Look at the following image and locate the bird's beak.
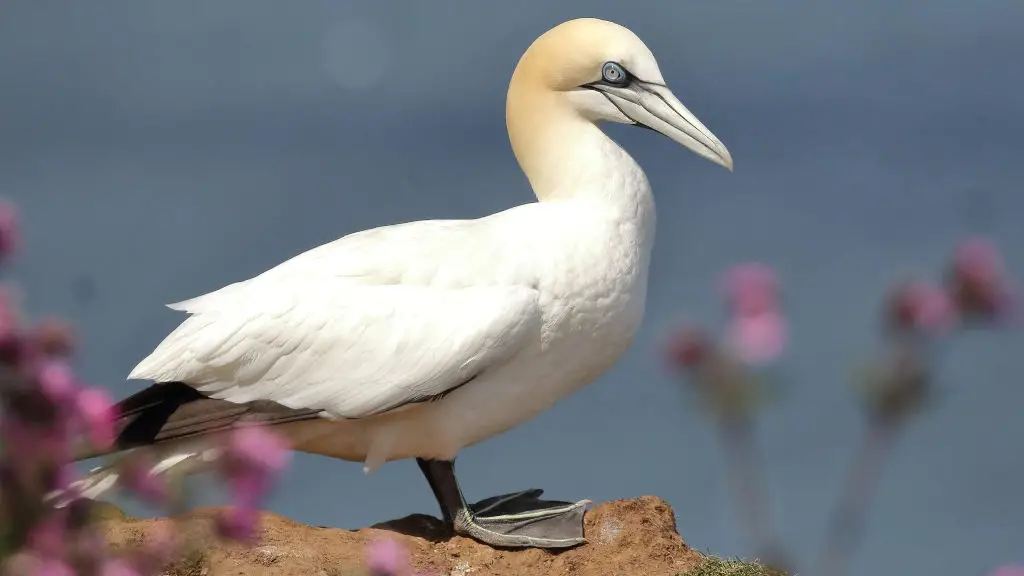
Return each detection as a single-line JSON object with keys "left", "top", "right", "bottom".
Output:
{"left": 588, "top": 80, "right": 733, "bottom": 172}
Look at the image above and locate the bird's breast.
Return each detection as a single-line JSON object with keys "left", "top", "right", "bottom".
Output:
{"left": 408, "top": 206, "right": 655, "bottom": 456}
{"left": 535, "top": 215, "right": 653, "bottom": 380}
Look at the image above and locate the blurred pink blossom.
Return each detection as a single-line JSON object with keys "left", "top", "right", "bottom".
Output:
{"left": 208, "top": 425, "right": 292, "bottom": 545}
{"left": 121, "top": 455, "right": 169, "bottom": 505}
{"left": 223, "top": 424, "right": 292, "bottom": 475}
{"left": 225, "top": 468, "right": 272, "bottom": 511}
{"left": 954, "top": 238, "right": 1004, "bottom": 284}
{"left": 0, "top": 198, "right": 294, "bottom": 574}
{"left": 665, "top": 327, "right": 712, "bottom": 369}
{"left": 367, "top": 538, "right": 410, "bottom": 576}
{"left": 76, "top": 386, "right": 116, "bottom": 450}
{"left": 36, "top": 360, "right": 78, "bottom": 408}
{"left": 721, "top": 263, "right": 780, "bottom": 317}
{"left": 887, "top": 281, "right": 957, "bottom": 334}
{"left": 726, "top": 310, "right": 787, "bottom": 365}
{"left": 220, "top": 424, "right": 291, "bottom": 510}
{"left": 950, "top": 237, "right": 1014, "bottom": 319}
{"left": 214, "top": 505, "right": 260, "bottom": 544}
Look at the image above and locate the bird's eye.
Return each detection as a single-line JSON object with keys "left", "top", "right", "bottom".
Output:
{"left": 601, "top": 62, "right": 629, "bottom": 86}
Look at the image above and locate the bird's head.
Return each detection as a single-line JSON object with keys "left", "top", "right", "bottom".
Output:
{"left": 507, "top": 18, "right": 733, "bottom": 172}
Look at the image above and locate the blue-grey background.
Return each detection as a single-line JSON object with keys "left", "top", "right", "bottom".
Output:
{"left": 3, "top": 1, "right": 1022, "bottom": 574}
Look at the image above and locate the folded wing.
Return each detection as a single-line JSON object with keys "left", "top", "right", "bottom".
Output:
{"left": 128, "top": 281, "right": 541, "bottom": 419}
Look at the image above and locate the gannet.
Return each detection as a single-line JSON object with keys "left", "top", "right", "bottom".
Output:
{"left": 66, "top": 18, "right": 732, "bottom": 549}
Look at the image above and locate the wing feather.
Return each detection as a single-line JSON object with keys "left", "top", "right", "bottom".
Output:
{"left": 129, "top": 281, "right": 541, "bottom": 419}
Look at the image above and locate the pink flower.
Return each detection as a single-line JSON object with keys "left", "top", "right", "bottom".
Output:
{"left": 665, "top": 327, "right": 712, "bottom": 369}
{"left": 225, "top": 468, "right": 271, "bottom": 510}
{"left": 949, "top": 237, "right": 1014, "bottom": 319}
{"left": 726, "top": 310, "right": 787, "bottom": 365}
{"left": 721, "top": 263, "right": 780, "bottom": 317}
{"left": 214, "top": 505, "right": 260, "bottom": 544}
{"left": 121, "top": 455, "right": 169, "bottom": 505}
{"left": 0, "top": 200, "right": 20, "bottom": 262}
{"left": 954, "top": 238, "right": 1003, "bottom": 282}
{"left": 76, "top": 386, "right": 116, "bottom": 450}
{"left": 208, "top": 425, "right": 292, "bottom": 545}
{"left": 223, "top": 424, "right": 291, "bottom": 475}
{"left": 887, "top": 281, "right": 957, "bottom": 334}
{"left": 367, "top": 538, "right": 410, "bottom": 576}
{"left": 36, "top": 360, "right": 78, "bottom": 408}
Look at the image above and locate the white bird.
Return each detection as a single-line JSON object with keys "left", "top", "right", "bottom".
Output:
{"left": 67, "top": 17, "right": 732, "bottom": 549}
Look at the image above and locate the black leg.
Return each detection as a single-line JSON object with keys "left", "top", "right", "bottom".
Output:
{"left": 416, "top": 457, "right": 588, "bottom": 549}
{"left": 416, "top": 458, "right": 460, "bottom": 525}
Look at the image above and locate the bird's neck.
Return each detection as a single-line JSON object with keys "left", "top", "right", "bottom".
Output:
{"left": 507, "top": 91, "right": 657, "bottom": 304}
{"left": 507, "top": 93, "right": 653, "bottom": 211}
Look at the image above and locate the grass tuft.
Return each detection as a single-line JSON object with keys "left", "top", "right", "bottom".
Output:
{"left": 679, "top": 555, "right": 788, "bottom": 576}
{"left": 165, "top": 548, "right": 207, "bottom": 576}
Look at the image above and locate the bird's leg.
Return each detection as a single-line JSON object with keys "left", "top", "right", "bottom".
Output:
{"left": 416, "top": 458, "right": 588, "bottom": 549}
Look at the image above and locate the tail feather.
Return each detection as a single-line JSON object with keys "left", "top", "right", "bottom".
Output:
{"left": 51, "top": 442, "right": 213, "bottom": 507}
{"left": 76, "top": 381, "right": 322, "bottom": 461}
{"left": 55, "top": 381, "right": 323, "bottom": 506}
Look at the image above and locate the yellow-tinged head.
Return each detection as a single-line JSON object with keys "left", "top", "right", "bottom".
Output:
{"left": 506, "top": 18, "right": 733, "bottom": 180}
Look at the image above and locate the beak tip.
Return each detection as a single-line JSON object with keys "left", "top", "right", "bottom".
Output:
{"left": 716, "top": 148, "right": 734, "bottom": 172}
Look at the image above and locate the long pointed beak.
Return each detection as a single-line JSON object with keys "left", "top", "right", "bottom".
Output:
{"left": 591, "top": 81, "right": 733, "bottom": 172}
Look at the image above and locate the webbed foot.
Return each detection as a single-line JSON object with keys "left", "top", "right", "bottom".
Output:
{"left": 417, "top": 459, "right": 588, "bottom": 549}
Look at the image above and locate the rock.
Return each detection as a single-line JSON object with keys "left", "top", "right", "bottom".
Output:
{"left": 99, "top": 496, "right": 715, "bottom": 576}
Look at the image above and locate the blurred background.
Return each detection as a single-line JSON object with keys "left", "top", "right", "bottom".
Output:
{"left": 2, "top": 1, "right": 1022, "bottom": 574}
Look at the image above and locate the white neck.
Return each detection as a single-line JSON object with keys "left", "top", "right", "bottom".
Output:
{"left": 508, "top": 96, "right": 654, "bottom": 215}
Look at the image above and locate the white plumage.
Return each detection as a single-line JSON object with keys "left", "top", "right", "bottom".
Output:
{"left": 66, "top": 19, "right": 733, "bottom": 549}
{"left": 128, "top": 172, "right": 657, "bottom": 470}
{"left": 132, "top": 280, "right": 543, "bottom": 419}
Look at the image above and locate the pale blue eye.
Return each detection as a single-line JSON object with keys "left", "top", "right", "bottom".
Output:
{"left": 601, "top": 62, "right": 628, "bottom": 85}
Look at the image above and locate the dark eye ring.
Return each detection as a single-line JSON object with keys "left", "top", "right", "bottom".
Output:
{"left": 601, "top": 61, "right": 629, "bottom": 86}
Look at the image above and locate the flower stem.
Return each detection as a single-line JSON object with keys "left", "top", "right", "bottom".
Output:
{"left": 718, "top": 415, "right": 781, "bottom": 561}
{"left": 815, "top": 418, "right": 899, "bottom": 576}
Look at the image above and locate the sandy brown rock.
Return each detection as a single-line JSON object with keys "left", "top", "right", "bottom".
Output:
{"left": 100, "top": 496, "right": 704, "bottom": 576}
